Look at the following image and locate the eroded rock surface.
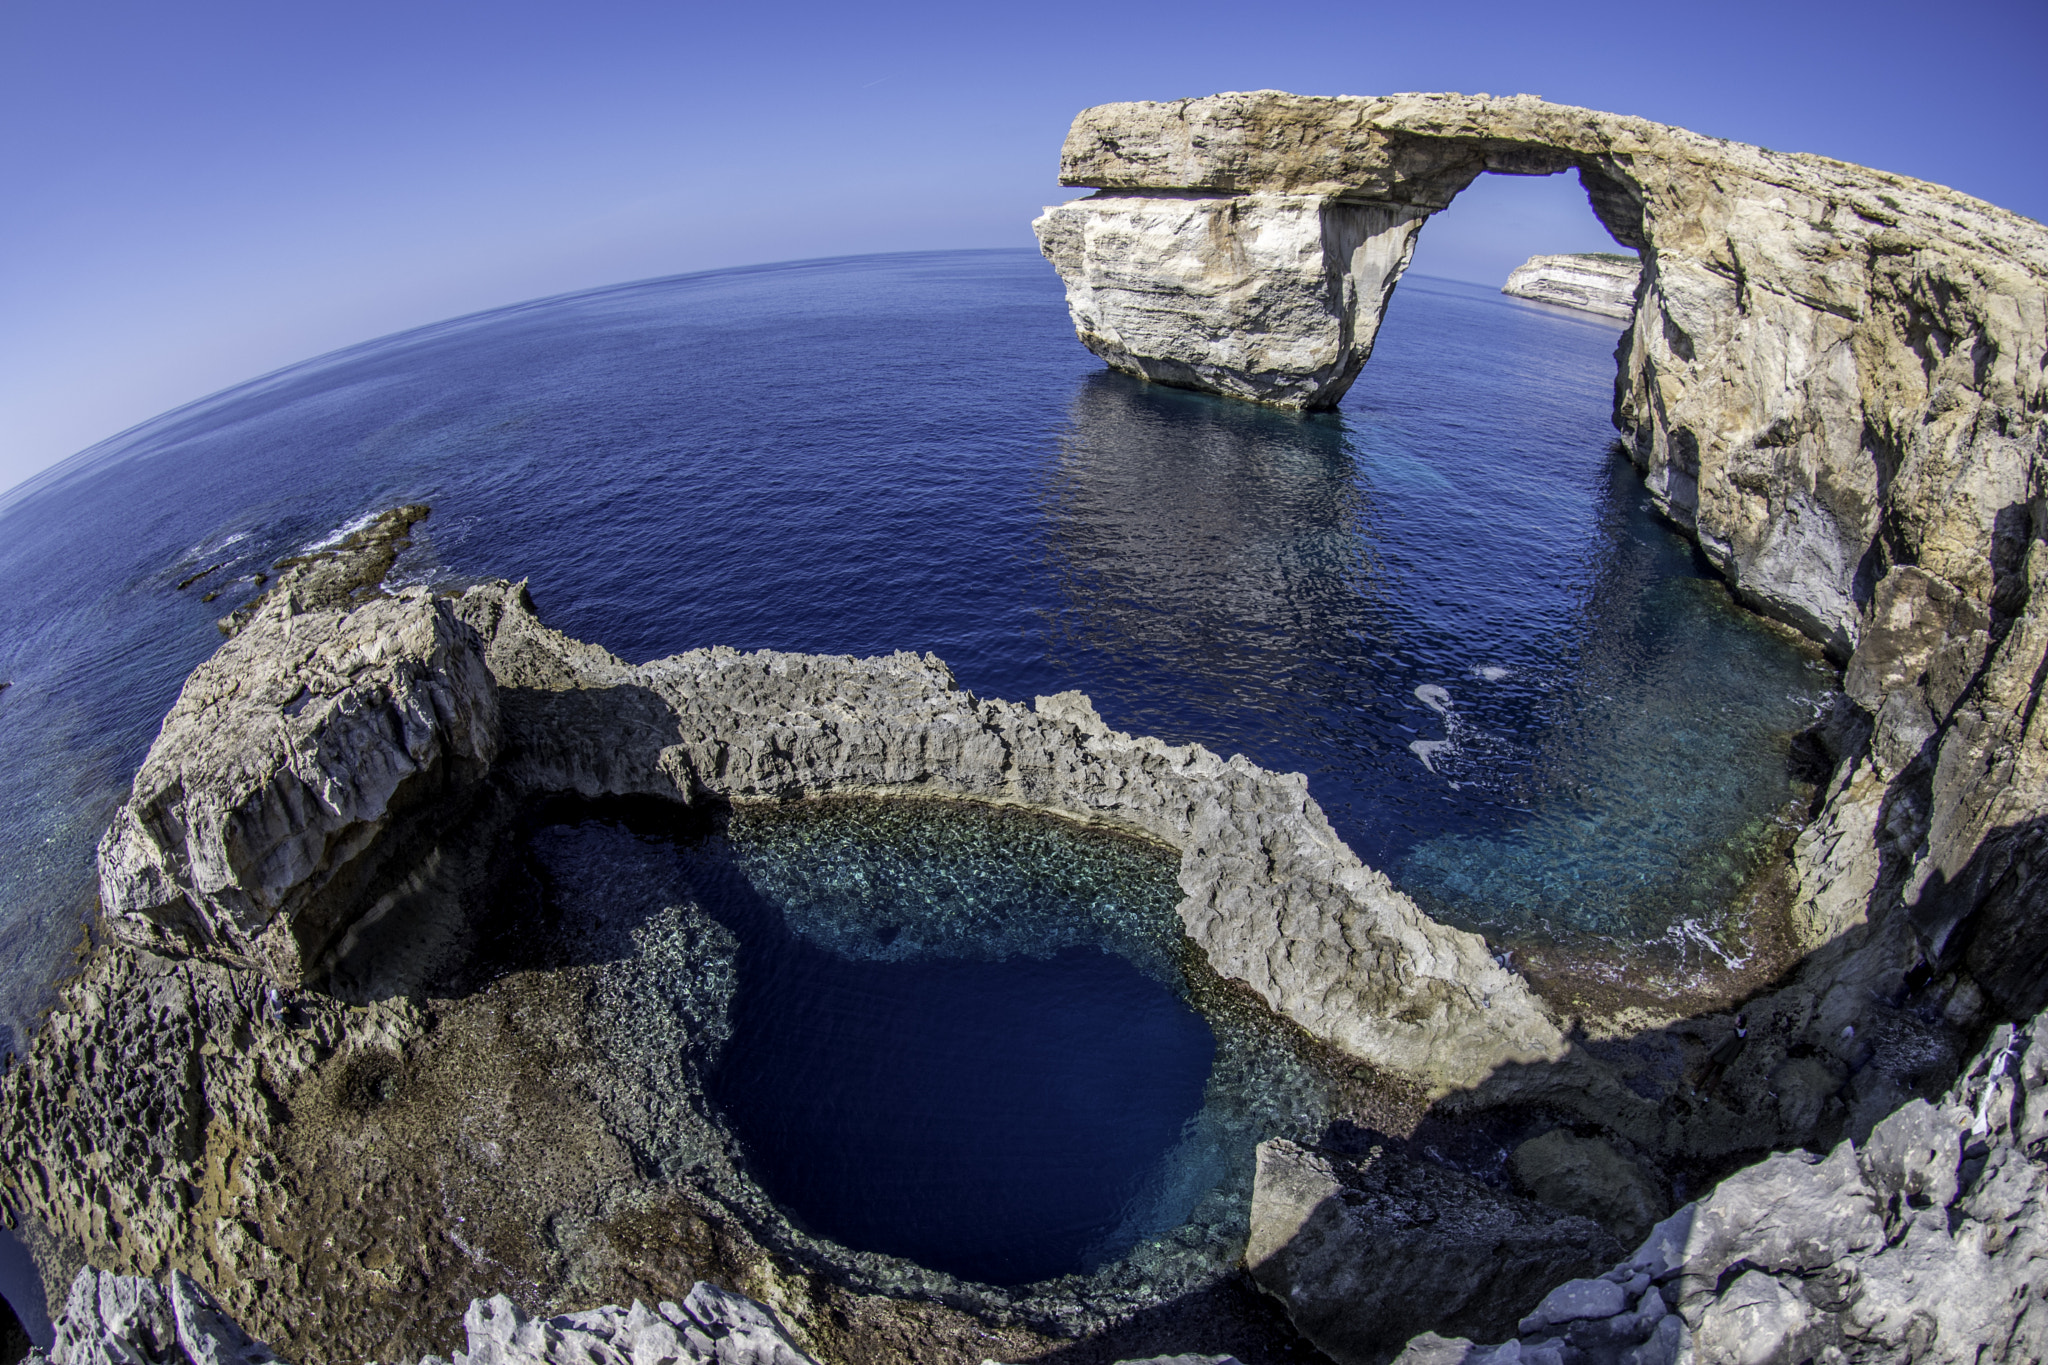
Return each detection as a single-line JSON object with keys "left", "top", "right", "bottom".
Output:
{"left": 1244, "top": 1139, "right": 1620, "bottom": 1363}
{"left": 20, "top": 1269, "right": 816, "bottom": 1365}
{"left": 1386, "top": 1014, "right": 2048, "bottom": 1365}
{"left": 94, "top": 570, "right": 1562, "bottom": 1097}
{"left": 1506, "top": 1132, "right": 1667, "bottom": 1250}
{"left": 1500, "top": 254, "right": 1638, "bottom": 320}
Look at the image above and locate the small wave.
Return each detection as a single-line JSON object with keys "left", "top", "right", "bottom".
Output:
{"left": 1655, "top": 916, "right": 1752, "bottom": 971}
{"left": 293, "top": 509, "right": 384, "bottom": 557}
{"left": 177, "top": 528, "right": 252, "bottom": 564}
{"left": 1471, "top": 665, "right": 1512, "bottom": 682}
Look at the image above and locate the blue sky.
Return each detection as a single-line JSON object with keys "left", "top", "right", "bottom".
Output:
{"left": 2, "top": 0, "right": 2043, "bottom": 494}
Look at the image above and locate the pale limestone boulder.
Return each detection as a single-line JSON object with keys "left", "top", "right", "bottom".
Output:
{"left": 95, "top": 587, "right": 498, "bottom": 984}
{"left": 1034, "top": 192, "right": 1424, "bottom": 408}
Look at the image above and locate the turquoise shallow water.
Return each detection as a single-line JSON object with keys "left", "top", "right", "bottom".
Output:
{"left": 0, "top": 251, "right": 1826, "bottom": 1064}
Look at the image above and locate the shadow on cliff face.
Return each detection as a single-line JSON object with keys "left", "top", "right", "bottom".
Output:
{"left": 1912, "top": 813, "right": 2048, "bottom": 1020}
{"left": 311, "top": 681, "right": 704, "bottom": 1004}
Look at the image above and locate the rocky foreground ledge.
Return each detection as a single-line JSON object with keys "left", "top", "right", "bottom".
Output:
{"left": 25, "top": 1002, "right": 2048, "bottom": 1365}
{"left": 8, "top": 501, "right": 2048, "bottom": 1362}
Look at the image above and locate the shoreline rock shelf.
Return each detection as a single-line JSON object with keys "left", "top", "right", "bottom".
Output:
{"left": 93, "top": 567, "right": 1563, "bottom": 1099}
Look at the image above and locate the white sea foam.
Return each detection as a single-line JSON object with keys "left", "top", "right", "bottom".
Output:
{"left": 1409, "top": 739, "right": 1454, "bottom": 774}
{"left": 1471, "top": 665, "right": 1512, "bottom": 682}
{"left": 293, "top": 509, "right": 383, "bottom": 557}
{"left": 1414, "top": 684, "right": 1452, "bottom": 715}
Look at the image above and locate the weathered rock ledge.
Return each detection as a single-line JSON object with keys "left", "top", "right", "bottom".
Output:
{"left": 23, "top": 1006, "right": 2048, "bottom": 1365}
{"left": 23, "top": 1267, "right": 821, "bottom": 1365}
{"left": 1500, "top": 254, "right": 1638, "bottom": 320}
{"left": 1375, "top": 1009, "right": 2048, "bottom": 1365}
{"left": 92, "top": 562, "right": 1561, "bottom": 1097}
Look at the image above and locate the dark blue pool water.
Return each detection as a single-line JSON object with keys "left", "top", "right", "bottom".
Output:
{"left": 0, "top": 250, "right": 1826, "bottom": 1071}
{"left": 713, "top": 942, "right": 1211, "bottom": 1286}
{"left": 530, "top": 800, "right": 1242, "bottom": 1289}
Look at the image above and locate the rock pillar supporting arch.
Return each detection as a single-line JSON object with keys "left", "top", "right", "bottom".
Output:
{"left": 1033, "top": 90, "right": 2048, "bottom": 661}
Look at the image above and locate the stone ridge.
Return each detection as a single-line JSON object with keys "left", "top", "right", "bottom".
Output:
{"left": 1501, "top": 254, "right": 1638, "bottom": 320}
{"left": 97, "top": 572, "right": 1563, "bottom": 1097}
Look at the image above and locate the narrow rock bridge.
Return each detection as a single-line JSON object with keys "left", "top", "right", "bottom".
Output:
{"left": 1033, "top": 91, "right": 2048, "bottom": 660}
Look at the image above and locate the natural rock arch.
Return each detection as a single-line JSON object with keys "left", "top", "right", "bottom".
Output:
{"left": 1033, "top": 90, "right": 2048, "bottom": 662}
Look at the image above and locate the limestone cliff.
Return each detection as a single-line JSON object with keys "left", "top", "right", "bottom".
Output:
{"left": 1034, "top": 99, "right": 2048, "bottom": 1177}
{"left": 1033, "top": 90, "right": 2048, "bottom": 660}
{"left": 1500, "top": 253, "right": 1638, "bottom": 319}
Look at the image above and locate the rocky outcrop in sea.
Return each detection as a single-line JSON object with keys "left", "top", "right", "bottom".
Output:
{"left": 1499, "top": 254, "right": 1639, "bottom": 319}
{"left": 1033, "top": 90, "right": 2048, "bottom": 657}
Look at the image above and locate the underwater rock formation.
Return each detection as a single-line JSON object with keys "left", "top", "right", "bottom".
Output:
{"left": 1034, "top": 90, "right": 2048, "bottom": 658}
{"left": 1500, "top": 254, "right": 1638, "bottom": 319}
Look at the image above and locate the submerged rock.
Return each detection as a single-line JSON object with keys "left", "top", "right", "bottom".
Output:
{"left": 1500, "top": 254, "right": 1639, "bottom": 320}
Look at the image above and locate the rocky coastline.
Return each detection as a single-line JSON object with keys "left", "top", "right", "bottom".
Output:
{"left": 5, "top": 87, "right": 2048, "bottom": 1365}
{"left": 1499, "top": 254, "right": 1639, "bottom": 320}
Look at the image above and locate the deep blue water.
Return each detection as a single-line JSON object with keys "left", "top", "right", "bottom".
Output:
{"left": 715, "top": 943, "right": 1212, "bottom": 1286}
{"left": 0, "top": 250, "right": 1824, "bottom": 1061}
{"left": 528, "top": 800, "right": 1294, "bottom": 1292}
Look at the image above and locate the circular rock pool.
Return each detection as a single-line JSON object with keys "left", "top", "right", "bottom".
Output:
{"left": 520, "top": 797, "right": 1336, "bottom": 1310}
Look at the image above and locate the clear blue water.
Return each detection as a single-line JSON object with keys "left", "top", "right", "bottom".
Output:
{"left": 525, "top": 800, "right": 1321, "bottom": 1296}
{"left": 0, "top": 250, "right": 1825, "bottom": 1056}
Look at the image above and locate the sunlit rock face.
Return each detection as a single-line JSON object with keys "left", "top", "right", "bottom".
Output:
{"left": 1501, "top": 253, "right": 1638, "bottom": 319}
{"left": 90, "top": 573, "right": 1563, "bottom": 1099}
{"left": 1033, "top": 89, "right": 2048, "bottom": 661}
{"left": 1033, "top": 193, "right": 1426, "bottom": 408}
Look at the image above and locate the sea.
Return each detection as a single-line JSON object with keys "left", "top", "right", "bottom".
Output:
{"left": 0, "top": 248, "right": 1830, "bottom": 1309}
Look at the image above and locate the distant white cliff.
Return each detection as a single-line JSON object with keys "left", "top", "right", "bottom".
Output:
{"left": 1500, "top": 252, "right": 1640, "bottom": 318}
